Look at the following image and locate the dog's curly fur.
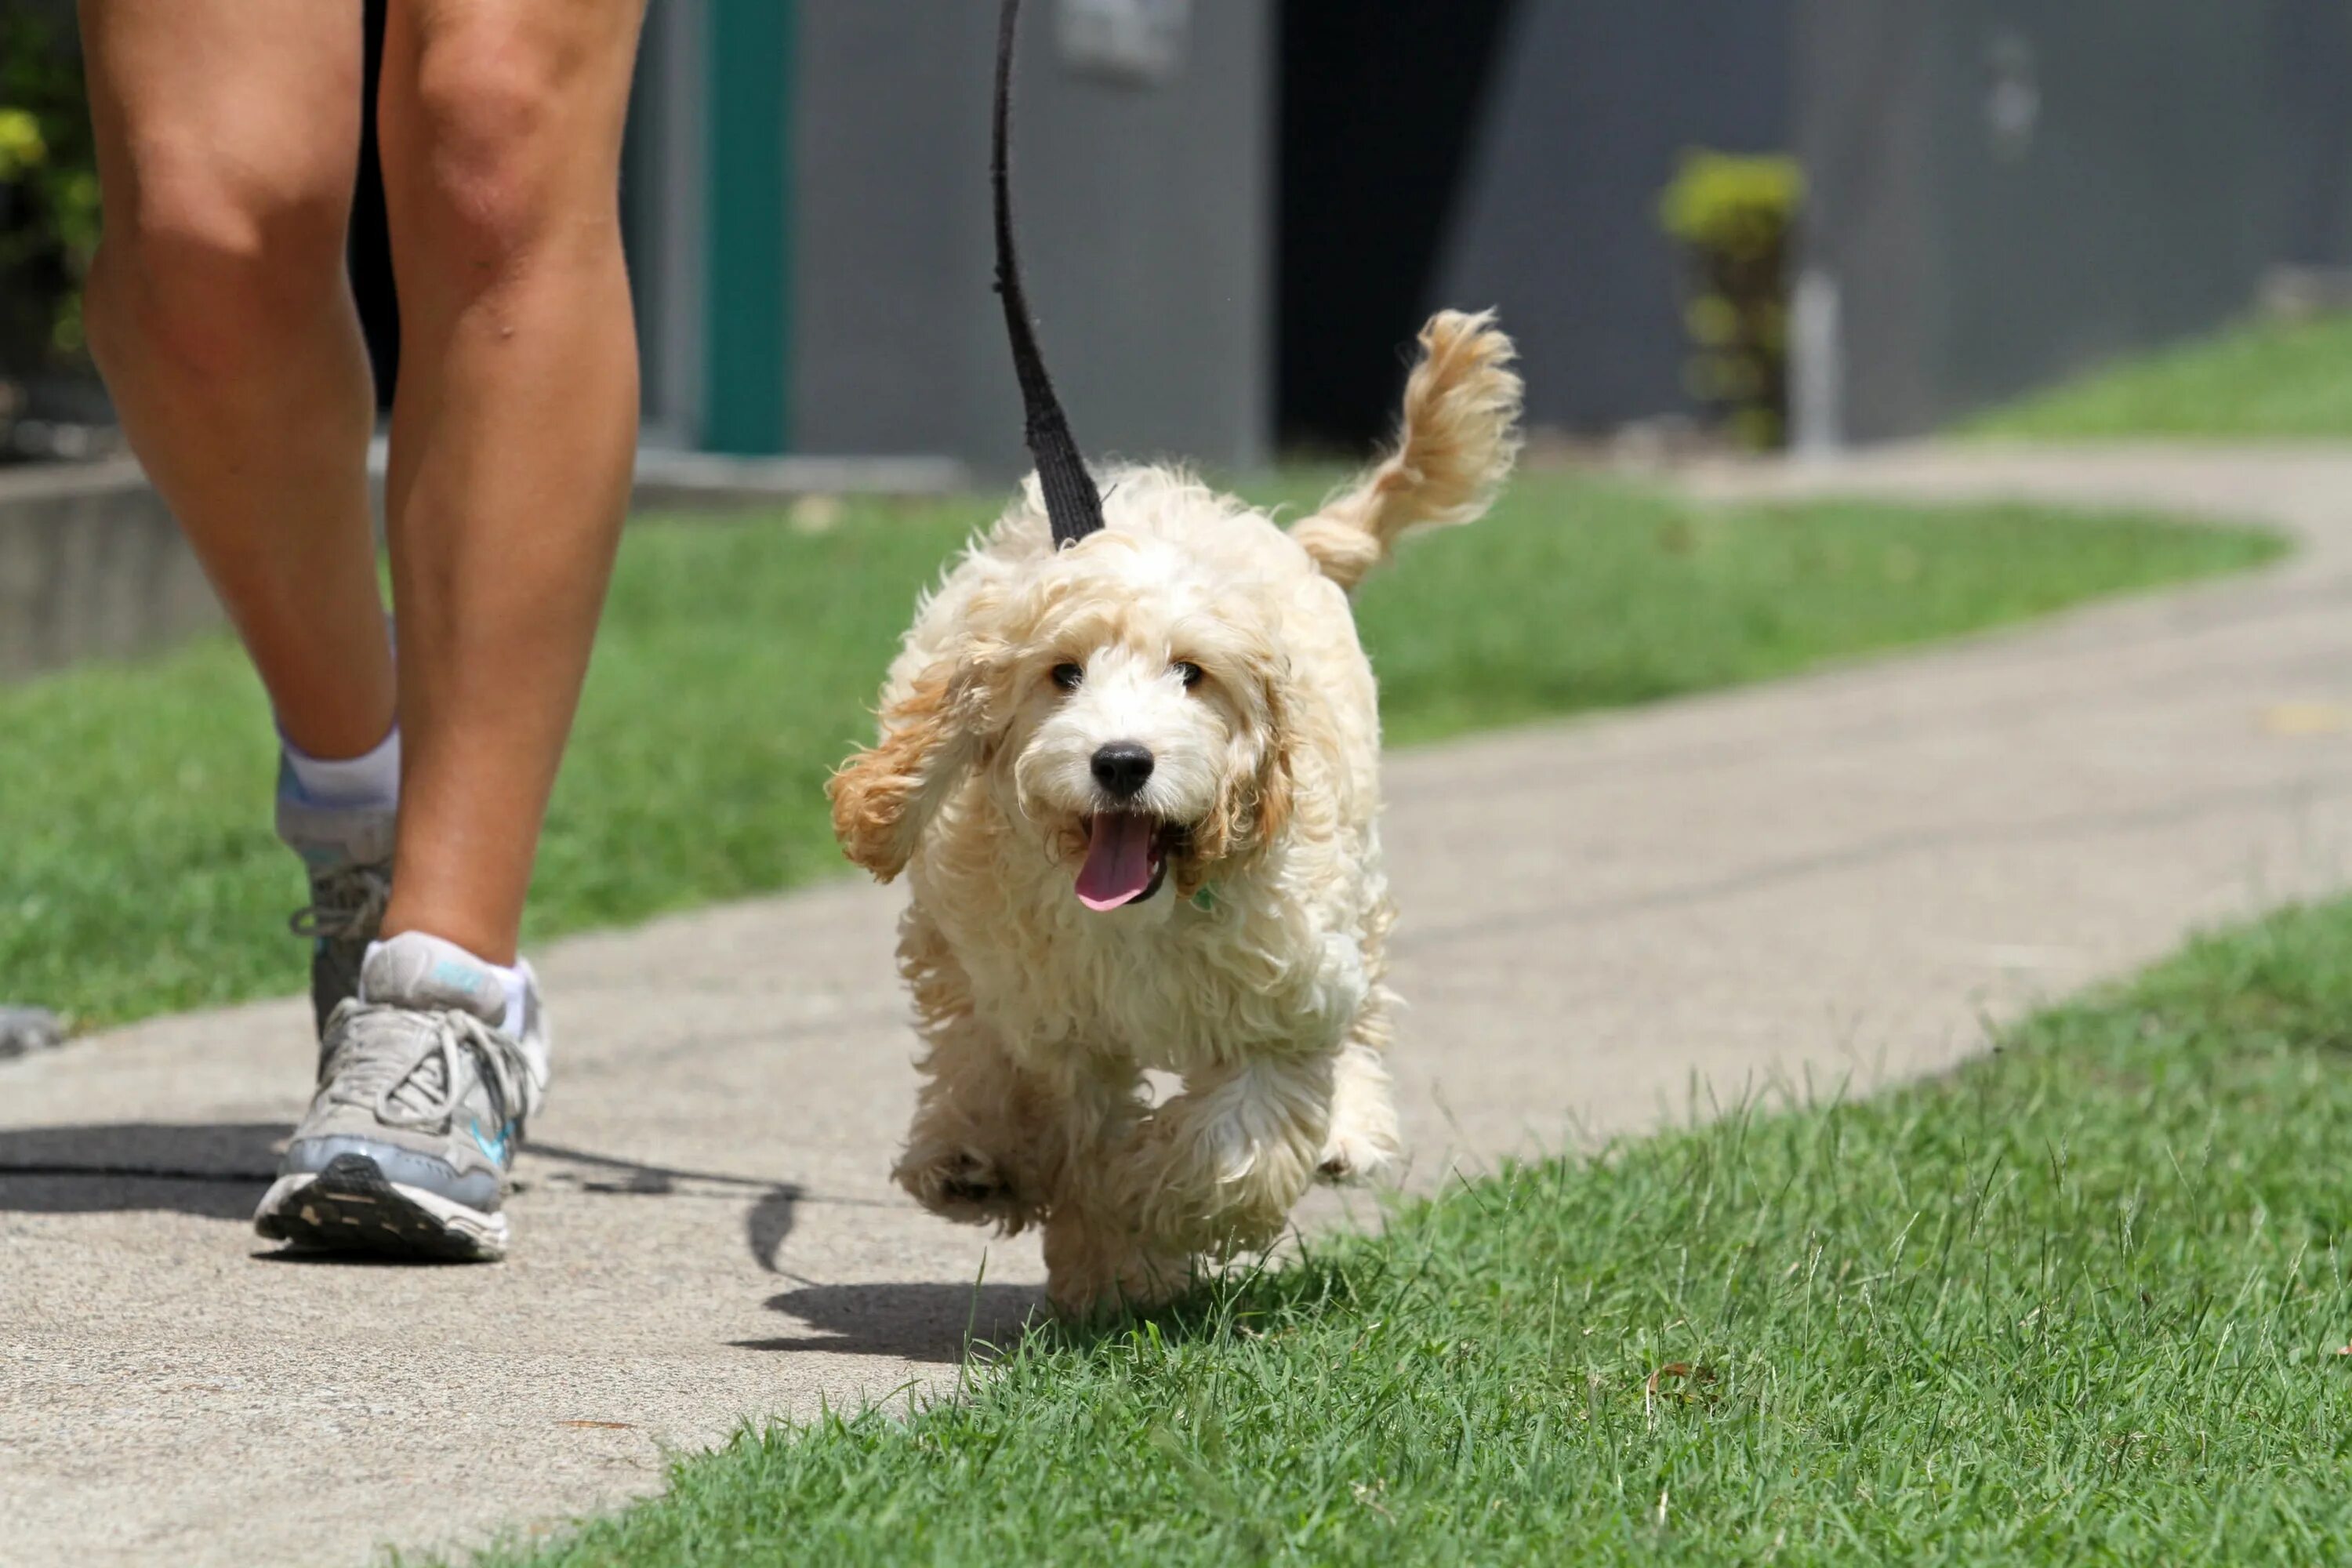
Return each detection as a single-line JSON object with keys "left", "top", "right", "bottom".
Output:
{"left": 830, "top": 310, "right": 1522, "bottom": 1315}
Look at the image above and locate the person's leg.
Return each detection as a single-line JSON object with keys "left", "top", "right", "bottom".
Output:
{"left": 78, "top": 0, "right": 394, "bottom": 760}
{"left": 81, "top": 1, "right": 399, "bottom": 1034}
{"left": 252, "top": 0, "right": 646, "bottom": 1261}
{"left": 372, "top": 0, "right": 648, "bottom": 967}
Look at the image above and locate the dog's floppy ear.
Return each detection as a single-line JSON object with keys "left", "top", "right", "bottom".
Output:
{"left": 828, "top": 653, "right": 993, "bottom": 881}
{"left": 1248, "top": 662, "right": 1297, "bottom": 853}
{"left": 1189, "top": 646, "right": 1299, "bottom": 881}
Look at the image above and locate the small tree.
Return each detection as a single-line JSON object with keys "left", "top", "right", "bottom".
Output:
{"left": 1658, "top": 150, "right": 1802, "bottom": 451}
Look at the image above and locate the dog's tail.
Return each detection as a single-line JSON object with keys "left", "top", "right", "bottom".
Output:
{"left": 1290, "top": 310, "right": 1523, "bottom": 593}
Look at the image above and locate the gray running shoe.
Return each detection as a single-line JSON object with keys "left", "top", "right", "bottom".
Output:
{"left": 254, "top": 931, "right": 551, "bottom": 1261}
{"left": 276, "top": 773, "right": 396, "bottom": 1038}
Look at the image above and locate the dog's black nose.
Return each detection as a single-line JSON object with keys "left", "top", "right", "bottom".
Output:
{"left": 1091, "top": 741, "right": 1155, "bottom": 799}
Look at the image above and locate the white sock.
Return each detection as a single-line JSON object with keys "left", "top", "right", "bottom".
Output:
{"left": 363, "top": 931, "right": 532, "bottom": 1036}
{"left": 493, "top": 960, "right": 531, "bottom": 1038}
{"left": 283, "top": 724, "right": 401, "bottom": 809}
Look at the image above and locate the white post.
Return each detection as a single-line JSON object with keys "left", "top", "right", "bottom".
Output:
{"left": 1790, "top": 266, "right": 1844, "bottom": 459}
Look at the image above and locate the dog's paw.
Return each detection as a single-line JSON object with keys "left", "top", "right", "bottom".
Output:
{"left": 1043, "top": 1220, "right": 1194, "bottom": 1319}
{"left": 1316, "top": 1120, "right": 1400, "bottom": 1185}
{"left": 893, "top": 1145, "right": 1037, "bottom": 1231}
{"left": 1318, "top": 1044, "right": 1402, "bottom": 1185}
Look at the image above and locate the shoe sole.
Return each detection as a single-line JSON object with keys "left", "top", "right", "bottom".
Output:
{"left": 254, "top": 1152, "right": 510, "bottom": 1262}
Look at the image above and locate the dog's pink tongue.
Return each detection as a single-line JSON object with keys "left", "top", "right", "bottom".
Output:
{"left": 1076, "top": 812, "right": 1156, "bottom": 911}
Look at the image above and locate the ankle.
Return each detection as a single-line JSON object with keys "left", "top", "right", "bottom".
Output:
{"left": 281, "top": 724, "right": 401, "bottom": 809}
{"left": 365, "top": 930, "right": 532, "bottom": 1035}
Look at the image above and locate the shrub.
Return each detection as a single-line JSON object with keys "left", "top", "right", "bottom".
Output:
{"left": 1658, "top": 150, "right": 1802, "bottom": 450}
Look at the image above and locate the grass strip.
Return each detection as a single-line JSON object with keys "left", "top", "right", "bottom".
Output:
{"left": 1965, "top": 312, "right": 2352, "bottom": 440}
{"left": 2, "top": 472, "right": 2280, "bottom": 1028}
{"left": 474, "top": 895, "right": 2352, "bottom": 1566}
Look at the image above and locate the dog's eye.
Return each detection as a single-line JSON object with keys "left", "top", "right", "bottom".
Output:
{"left": 1174, "top": 661, "right": 1205, "bottom": 690}
{"left": 1051, "top": 662, "right": 1084, "bottom": 691}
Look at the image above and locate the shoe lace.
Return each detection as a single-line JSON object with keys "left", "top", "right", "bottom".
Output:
{"left": 321, "top": 1003, "right": 533, "bottom": 1133}
{"left": 289, "top": 862, "right": 394, "bottom": 942}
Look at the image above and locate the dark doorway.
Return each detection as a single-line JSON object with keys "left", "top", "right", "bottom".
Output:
{"left": 1276, "top": 0, "right": 1515, "bottom": 453}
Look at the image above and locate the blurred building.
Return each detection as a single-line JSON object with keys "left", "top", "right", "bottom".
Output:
{"left": 330, "top": 0, "right": 2352, "bottom": 462}
{"left": 1798, "top": 0, "right": 2352, "bottom": 444}
{"left": 356, "top": 0, "right": 1794, "bottom": 471}
{"left": 619, "top": 0, "right": 1273, "bottom": 471}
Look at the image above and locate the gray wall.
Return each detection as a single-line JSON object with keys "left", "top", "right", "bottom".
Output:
{"left": 0, "top": 463, "right": 218, "bottom": 682}
{"left": 2270, "top": 0, "right": 2352, "bottom": 267}
{"left": 1433, "top": 0, "right": 1794, "bottom": 434}
{"left": 1798, "top": 0, "right": 2276, "bottom": 441}
{"left": 789, "top": 1, "right": 1273, "bottom": 474}
{"left": 622, "top": 0, "right": 711, "bottom": 448}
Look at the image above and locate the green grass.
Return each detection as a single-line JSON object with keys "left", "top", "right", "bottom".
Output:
{"left": 470, "top": 897, "right": 2352, "bottom": 1567}
{"left": 1, "top": 472, "right": 2281, "bottom": 1029}
{"left": 1965, "top": 310, "right": 2352, "bottom": 440}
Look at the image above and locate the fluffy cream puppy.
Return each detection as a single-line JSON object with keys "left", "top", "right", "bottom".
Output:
{"left": 831, "top": 310, "right": 1521, "bottom": 1315}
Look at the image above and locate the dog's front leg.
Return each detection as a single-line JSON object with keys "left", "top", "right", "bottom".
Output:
{"left": 895, "top": 1025, "right": 1077, "bottom": 1232}
{"left": 1016, "top": 1059, "right": 1189, "bottom": 1319}
{"left": 1125, "top": 1054, "right": 1336, "bottom": 1264}
{"left": 1040, "top": 1185, "right": 1192, "bottom": 1318}
{"left": 1316, "top": 1031, "right": 1401, "bottom": 1184}
{"left": 896, "top": 1025, "right": 1144, "bottom": 1240}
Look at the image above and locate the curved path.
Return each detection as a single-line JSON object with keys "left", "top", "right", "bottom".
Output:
{"left": 9, "top": 446, "right": 2352, "bottom": 1566}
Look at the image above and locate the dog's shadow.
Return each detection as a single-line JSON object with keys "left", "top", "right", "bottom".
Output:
{"left": 735, "top": 1281, "right": 1044, "bottom": 1364}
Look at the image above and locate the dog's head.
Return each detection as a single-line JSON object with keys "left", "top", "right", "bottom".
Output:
{"left": 829, "top": 471, "right": 1301, "bottom": 911}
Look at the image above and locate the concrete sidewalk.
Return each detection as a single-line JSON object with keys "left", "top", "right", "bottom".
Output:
{"left": 10, "top": 447, "right": 2352, "bottom": 1566}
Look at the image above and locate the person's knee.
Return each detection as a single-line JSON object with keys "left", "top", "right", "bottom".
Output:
{"left": 86, "top": 137, "right": 351, "bottom": 378}
{"left": 396, "top": 39, "right": 590, "bottom": 298}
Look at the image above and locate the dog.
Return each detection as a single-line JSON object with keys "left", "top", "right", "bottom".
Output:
{"left": 829, "top": 308, "right": 1523, "bottom": 1315}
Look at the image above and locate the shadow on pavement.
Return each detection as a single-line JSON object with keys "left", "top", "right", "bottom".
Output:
{"left": 0, "top": 1121, "right": 285, "bottom": 1219}
{"left": 736, "top": 1282, "right": 1043, "bottom": 1363}
{"left": 0, "top": 1124, "right": 808, "bottom": 1272}
{"left": 529, "top": 1138, "right": 806, "bottom": 1273}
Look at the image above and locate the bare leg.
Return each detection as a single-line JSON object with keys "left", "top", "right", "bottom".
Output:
{"left": 372, "top": 0, "right": 647, "bottom": 963}
{"left": 78, "top": 0, "right": 394, "bottom": 760}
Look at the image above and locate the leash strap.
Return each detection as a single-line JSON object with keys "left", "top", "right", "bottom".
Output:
{"left": 993, "top": 0, "right": 1108, "bottom": 548}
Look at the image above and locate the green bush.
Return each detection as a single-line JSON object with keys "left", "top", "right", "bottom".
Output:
{"left": 1658, "top": 150, "right": 1802, "bottom": 450}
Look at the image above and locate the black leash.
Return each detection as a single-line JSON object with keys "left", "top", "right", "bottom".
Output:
{"left": 993, "top": 0, "right": 1107, "bottom": 548}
